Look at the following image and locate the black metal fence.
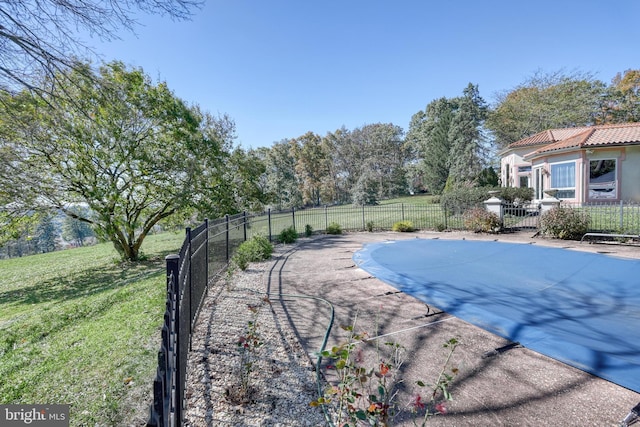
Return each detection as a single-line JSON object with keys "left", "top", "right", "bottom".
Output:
{"left": 500, "top": 201, "right": 542, "bottom": 231}
{"left": 146, "top": 200, "right": 640, "bottom": 426}
{"left": 147, "top": 221, "right": 202, "bottom": 427}
{"left": 563, "top": 200, "right": 640, "bottom": 234}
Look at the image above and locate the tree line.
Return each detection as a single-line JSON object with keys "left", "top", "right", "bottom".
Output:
{"left": 1, "top": 0, "right": 639, "bottom": 260}
{"left": 1, "top": 63, "right": 638, "bottom": 260}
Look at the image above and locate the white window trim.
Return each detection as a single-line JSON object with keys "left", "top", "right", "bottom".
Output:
{"left": 550, "top": 160, "right": 576, "bottom": 199}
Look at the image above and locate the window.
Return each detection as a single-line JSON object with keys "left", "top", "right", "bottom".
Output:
{"left": 550, "top": 161, "right": 575, "bottom": 199}
{"left": 533, "top": 167, "right": 545, "bottom": 199}
{"left": 517, "top": 165, "right": 531, "bottom": 188}
{"left": 589, "top": 159, "right": 617, "bottom": 199}
{"left": 505, "top": 163, "right": 510, "bottom": 187}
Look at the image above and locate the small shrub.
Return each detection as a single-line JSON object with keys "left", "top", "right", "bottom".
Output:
{"left": 392, "top": 220, "right": 416, "bottom": 232}
{"left": 278, "top": 226, "right": 298, "bottom": 244}
{"left": 365, "top": 221, "right": 374, "bottom": 232}
{"left": 463, "top": 207, "right": 501, "bottom": 233}
{"left": 252, "top": 234, "right": 273, "bottom": 258}
{"left": 497, "top": 187, "right": 534, "bottom": 203}
{"left": 440, "top": 187, "right": 490, "bottom": 216}
{"left": 304, "top": 224, "right": 313, "bottom": 237}
{"left": 435, "top": 223, "right": 446, "bottom": 232}
{"left": 326, "top": 222, "right": 342, "bottom": 235}
{"left": 233, "top": 317, "right": 263, "bottom": 402}
{"left": 232, "top": 235, "right": 274, "bottom": 270}
{"left": 540, "top": 206, "right": 590, "bottom": 240}
{"left": 311, "top": 318, "right": 459, "bottom": 427}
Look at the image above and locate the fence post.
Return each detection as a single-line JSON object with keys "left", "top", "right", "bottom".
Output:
{"left": 165, "top": 254, "right": 180, "bottom": 427}
{"left": 362, "top": 205, "right": 365, "bottom": 230}
{"left": 243, "top": 211, "right": 247, "bottom": 242}
{"left": 483, "top": 193, "right": 503, "bottom": 222}
{"left": 292, "top": 207, "right": 296, "bottom": 232}
{"left": 620, "top": 200, "right": 624, "bottom": 231}
{"left": 185, "top": 227, "right": 193, "bottom": 352}
{"left": 402, "top": 203, "right": 405, "bottom": 222}
{"left": 225, "top": 214, "right": 230, "bottom": 262}
{"left": 268, "top": 209, "right": 272, "bottom": 242}
{"left": 204, "top": 219, "right": 209, "bottom": 289}
{"left": 325, "top": 205, "right": 328, "bottom": 231}
{"left": 444, "top": 209, "right": 448, "bottom": 230}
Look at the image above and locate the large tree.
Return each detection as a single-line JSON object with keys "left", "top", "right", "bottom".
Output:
{"left": 324, "top": 127, "right": 359, "bottom": 204}
{"left": 486, "top": 70, "right": 607, "bottom": 148}
{"left": 290, "top": 132, "right": 331, "bottom": 206}
{"left": 0, "top": 0, "right": 200, "bottom": 94}
{"left": 348, "top": 123, "right": 407, "bottom": 204}
{"left": 260, "top": 140, "right": 303, "bottom": 210}
{"left": 0, "top": 61, "right": 233, "bottom": 260}
{"left": 600, "top": 69, "right": 640, "bottom": 124}
{"left": 407, "top": 84, "right": 488, "bottom": 194}
{"left": 446, "top": 84, "right": 488, "bottom": 189}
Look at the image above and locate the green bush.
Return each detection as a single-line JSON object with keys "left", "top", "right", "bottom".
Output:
{"left": 463, "top": 207, "right": 501, "bottom": 233}
{"left": 392, "top": 220, "right": 416, "bottom": 232}
{"left": 539, "top": 206, "right": 590, "bottom": 240}
{"left": 304, "top": 224, "right": 313, "bottom": 237}
{"left": 435, "top": 222, "right": 446, "bottom": 232}
{"left": 278, "top": 226, "right": 298, "bottom": 244}
{"left": 365, "top": 221, "right": 374, "bottom": 232}
{"left": 233, "top": 235, "right": 274, "bottom": 270}
{"left": 440, "top": 187, "right": 491, "bottom": 216}
{"left": 440, "top": 187, "right": 535, "bottom": 217}
{"left": 497, "top": 187, "right": 534, "bottom": 203}
{"left": 326, "top": 222, "right": 342, "bottom": 235}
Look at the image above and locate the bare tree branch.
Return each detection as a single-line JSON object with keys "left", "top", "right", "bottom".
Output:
{"left": 0, "top": 0, "right": 202, "bottom": 94}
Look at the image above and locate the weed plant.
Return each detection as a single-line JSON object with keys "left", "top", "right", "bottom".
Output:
{"left": 312, "top": 316, "right": 459, "bottom": 426}
{"left": 234, "top": 313, "right": 263, "bottom": 402}
{"left": 305, "top": 224, "right": 314, "bottom": 237}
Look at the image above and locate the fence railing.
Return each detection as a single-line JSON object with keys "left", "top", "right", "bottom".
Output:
{"left": 146, "top": 200, "right": 640, "bottom": 426}
{"left": 563, "top": 200, "right": 640, "bottom": 234}
{"left": 147, "top": 220, "right": 207, "bottom": 427}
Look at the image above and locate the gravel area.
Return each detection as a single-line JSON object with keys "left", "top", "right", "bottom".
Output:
{"left": 183, "top": 245, "right": 330, "bottom": 426}
{"left": 182, "top": 231, "right": 640, "bottom": 426}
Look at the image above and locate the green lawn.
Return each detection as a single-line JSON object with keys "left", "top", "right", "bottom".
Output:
{"left": 246, "top": 196, "right": 460, "bottom": 240}
{"left": 378, "top": 194, "right": 438, "bottom": 206}
{"left": 0, "top": 231, "right": 184, "bottom": 425}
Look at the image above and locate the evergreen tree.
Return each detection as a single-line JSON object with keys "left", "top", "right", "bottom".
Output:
{"left": 407, "top": 84, "right": 489, "bottom": 194}
{"left": 447, "top": 84, "right": 488, "bottom": 188}
{"left": 36, "top": 214, "right": 57, "bottom": 253}
{"left": 62, "top": 207, "right": 95, "bottom": 246}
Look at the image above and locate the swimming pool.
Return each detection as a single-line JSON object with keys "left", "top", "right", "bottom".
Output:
{"left": 353, "top": 238, "right": 640, "bottom": 393}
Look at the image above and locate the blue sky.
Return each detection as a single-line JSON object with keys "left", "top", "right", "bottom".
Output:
{"left": 85, "top": 0, "right": 640, "bottom": 148}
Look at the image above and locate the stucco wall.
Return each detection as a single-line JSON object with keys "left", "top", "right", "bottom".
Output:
{"left": 621, "top": 146, "right": 640, "bottom": 201}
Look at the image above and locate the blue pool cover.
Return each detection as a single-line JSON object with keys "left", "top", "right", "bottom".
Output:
{"left": 353, "top": 239, "right": 640, "bottom": 393}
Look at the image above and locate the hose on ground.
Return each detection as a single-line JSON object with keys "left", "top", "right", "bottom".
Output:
{"left": 233, "top": 286, "right": 336, "bottom": 427}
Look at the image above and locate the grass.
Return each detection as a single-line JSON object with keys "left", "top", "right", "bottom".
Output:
{"left": 378, "top": 194, "right": 438, "bottom": 205}
{"left": 0, "top": 231, "right": 184, "bottom": 425}
{"left": 577, "top": 204, "right": 640, "bottom": 233}
{"left": 246, "top": 196, "right": 460, "bottom": 240}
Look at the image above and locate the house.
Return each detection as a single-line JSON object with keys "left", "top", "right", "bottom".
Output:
{"left": 499, "top": 122, "right": 640, "bottom": 203}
